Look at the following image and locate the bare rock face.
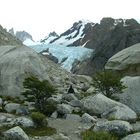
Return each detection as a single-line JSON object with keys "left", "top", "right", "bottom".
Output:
{"left": 105, "top": 43, "right": 140, "bottom": 76}
{"left": 0, "top": 45, "right": 49, "bottom": 97}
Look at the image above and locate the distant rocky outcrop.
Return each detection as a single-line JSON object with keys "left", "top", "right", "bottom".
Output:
{"left": 9, "top": 28, "right": 15, "bottom": 36}
{"left": 15, "top": 31, "right": 33, "bottom": 42}
{"left": 8, "top": 28, "right": 36, "bottom": 46}
{"left": 0, "top": 25, "right": 22, "bottom": 46}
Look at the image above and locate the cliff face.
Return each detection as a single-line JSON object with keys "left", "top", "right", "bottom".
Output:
{"left": 71, "top": 18, "right": 140, "bottom": 75}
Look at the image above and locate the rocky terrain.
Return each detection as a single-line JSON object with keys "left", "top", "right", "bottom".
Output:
{"left": 0, "top": 21, "right": 140, "bottom": 140}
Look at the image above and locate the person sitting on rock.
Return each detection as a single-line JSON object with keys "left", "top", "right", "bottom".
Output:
{"left": 67, "top": 85, "right": 75, "bottom": 94}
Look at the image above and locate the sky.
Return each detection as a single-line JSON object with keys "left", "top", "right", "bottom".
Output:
{"left": 0, "top": 0, "right": 140, "bottom": 41}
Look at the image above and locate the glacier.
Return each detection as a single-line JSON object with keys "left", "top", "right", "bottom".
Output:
{"left": 28, "top": 44, "right": 93, "bottom": 71}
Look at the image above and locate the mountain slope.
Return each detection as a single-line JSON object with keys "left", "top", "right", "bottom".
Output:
{"left": 47, "top": 20, "right": 95, "bottom": 47}
{"left": 0, "top": 25, "right": 22, "bottom": 46}
{"left": 71, "top": 18, "right": 140, "bottom": 75}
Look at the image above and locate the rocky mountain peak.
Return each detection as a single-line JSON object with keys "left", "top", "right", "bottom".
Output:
{"left": 48, "top": 31, "right": 59, "bottom": 37}
{"left": 15, "top": 31, "right": 34, "bottom": 42}
{"left": 8, "top": 28, "right": 15, "bottom": 36}
{"left": 0, "top": 25, "right": 22, "bottom": 46}
{"left": 125, "top": 18, "right": 139, "bottom": 26}
{"left": 48, "top": 19, "right": 94, "bottom": 46}
{"left": 100, "top": 17, "right": 139, "bottom": 28}
{"left": 40, "top": 31, "right": 59, "bottom": 44}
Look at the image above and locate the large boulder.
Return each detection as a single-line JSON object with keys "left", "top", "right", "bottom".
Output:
{"left": 57, "top": 104, "right": 73, "bottom": 115}
{"left": 0, "top": 45, "right": 50, "bottom": 97}
{"left": 101, "top": 105, "right": 136, "bottom": 122}
{"left": 3, "top": 126, "right": 29, "bottom": 140}
{"left": 132, "top": 122, "right": 140, "bottom": 132}
{"left": 119, "top": 76, "right": 140, "bottom": 114}
{"left": 4, "top": 103, "right": 20, "bottom": 113}
{"left": 105, "top": 43, "right": 140, "bottom": 76}
{"left": 0, "top": 25, "right": 22, "bottom": 46}
{"left": 0, "top": 113, "right": 15, "bottom": 126}
{"left": 14, "top": 116, "right": 34, "bottom": 128}
{"left": 62, "top": 94, "right": 78, "bottom": 102}
{"left": 122, "top": 132, "right": 140, "bottom": 140}
{"left": 81, "top": 113, "right": 97, "bottom": 123}
{"left": 93, "top": 120, "right": 132, "bottom": 136}
{"left": 105, "top": 43, "right": 140, "bottom": 114}
{"left": 81, "top": 94, "right": 137, "bottom": 121}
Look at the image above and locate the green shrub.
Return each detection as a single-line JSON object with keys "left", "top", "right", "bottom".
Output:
{"left": 22, "top": 75, "right": 56, "bottom": 113}
{"left": 30, "top": 112, "right": 46, "bottom": 127}
{"left": 23, "top": 125, "right": 56, "bottom": 136}
{"left": 44, "top": 102, "right": 57, "bottom": 116}
{"left": 81, "top": 130, "right": 119, "bottom": 140}
{"left": 92, "top": 70, "right": 126, "bottom": 99}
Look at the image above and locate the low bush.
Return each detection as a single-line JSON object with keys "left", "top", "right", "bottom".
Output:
{"left": 81, "top": 130, "right": 119, "bottom": 140}
{"left": 23, "top": 125, "right": 56, "bottom": 136}
{"left": 44, "top": 102, "right": 57, "bottom": 116}
{"left": 92, "top": 70, "right": 126, "bottom": 100}
{"left": 30, "top": 112, "right": 46, "bottom": 127}
{"left": 22, "top": 75, "right": 56, "bottom": 113}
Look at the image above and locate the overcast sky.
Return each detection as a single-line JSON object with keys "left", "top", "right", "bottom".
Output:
{"left": 0, "top": 0, "right": 139, "bottom": 41}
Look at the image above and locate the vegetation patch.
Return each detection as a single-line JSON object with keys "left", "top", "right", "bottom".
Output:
{"left": 92, "top": 70, "right": 126, "bottom": 100}
{"left": 22, "top": 75, "right": 56, "bottom": 114}
{"left": 30, "top": 111, "right": 46, "bottom": 127}
{"left": 81, "top": 129, "right": 120, "bottom": 140}
{"left": 0, "top": 123, "right": 56, "bottom": 137}
{"left": 23, "top": 126, "right": 56, "bottom": 136}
